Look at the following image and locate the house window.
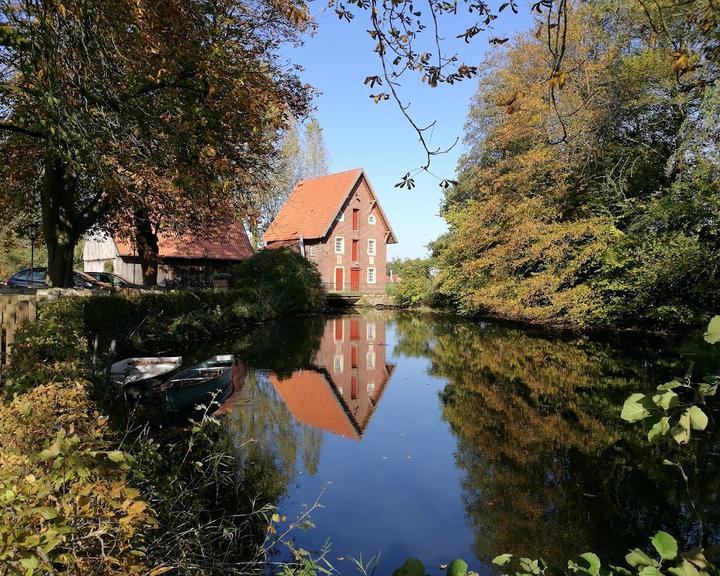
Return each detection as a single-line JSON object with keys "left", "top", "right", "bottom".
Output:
{"left": 367, "top": 267, "right": 376, "bottom": 284}
{"left": 334, "top": 354, "right": 344, "bottom": 374}
{"left": 367, "top": 322, "right": 376, "bottom": 341}
{"left": 307, "top": 244, "right": 317, "bottom": 257}
{"left": 366, "top": 350, "right": 376, "bottom": 370}
{"left": 367, "top": 239, "right": 376, "bottom": 256}
{"left": 338, "top": 211, "right": 345, "bottom": 221}
{"left": 335, "top": 236, "right": 344, "bottom": 254}
{"left": 352, "top": 209, "right": 360, "bottom": 230}
{"left": 368, "top": 214, "right": 377, "bottom": 225}
{"left": 367, "top": 382, "right": 376, "bottom": 394}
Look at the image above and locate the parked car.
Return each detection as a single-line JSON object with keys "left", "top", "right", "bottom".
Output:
{"left": 84, "top": 271, "right": 141, "bottom": 288}
{"left": 3, "top": 268, "right": 111, "bottom": 289}
{"left": 3, "top": 267, "right": 48, "bottom": 288}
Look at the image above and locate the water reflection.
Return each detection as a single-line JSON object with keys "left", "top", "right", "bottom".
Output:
{"left": 218, "top": 312, "right": 719, "bottom": 572}
{"left": 269, "top": 317, "right": 395, "bottom": 440}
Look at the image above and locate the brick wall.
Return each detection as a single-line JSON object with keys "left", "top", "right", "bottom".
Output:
{"left": 305, "top": 175, "right": 390, "bottom": 293}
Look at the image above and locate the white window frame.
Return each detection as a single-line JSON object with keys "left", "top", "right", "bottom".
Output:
{"left": 368, "top": 214, "right": 377, "bottom": 225}
{"left": 334, "top": 354, "right": 344, "bottom": 374}
{"left": 335, "top": 236, "right": 345, "bottom": 254}
{"left": 308, "top": 244, "right": 317, "bottom": 257}
{"left": 367, "top": 267, "right": 376, "bottom": 284}
{"left": 366, "top": 350, "right": 376, "bottom": 370}
{"left": 338, "top": 211, "right": 345, "bottom": 221}
{"left": 367, "top": 322, "right": 376, "bottom": 341}
{"left": 367, "top": 238, "right": 376, "bottom": 256}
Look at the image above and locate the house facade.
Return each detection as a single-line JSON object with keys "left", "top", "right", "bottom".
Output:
{"left": 83, "top": 218, "right": 254, "bottom": 286}
{"left": 264, "top": 168, "right": 397, "bottom": 293}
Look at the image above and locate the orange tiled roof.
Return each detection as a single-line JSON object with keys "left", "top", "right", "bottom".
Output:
{"left": 115, "top": 218, "right": 254, "bottom": 261}
{"left": 264, "top": 168, "right": 364, "bottom": 242}
{"left": 269, "top": 370, "right": 361, "bottom": 440}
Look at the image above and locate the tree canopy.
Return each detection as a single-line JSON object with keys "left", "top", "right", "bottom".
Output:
{"left": 0, "top": 0, "right": 312, "bottom": 286}
{"left": 432, "top": 0, "right": 720, "bottom": 328}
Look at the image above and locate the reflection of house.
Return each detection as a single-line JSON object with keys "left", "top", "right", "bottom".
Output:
{"left": 83, "top": 219, "right": 254, "bottom": 286}
{"left": 264, "top": 168, "right": 397, "bottom": 294}
{"left": 269, "top": 316, "right": 395, "bottom": 439}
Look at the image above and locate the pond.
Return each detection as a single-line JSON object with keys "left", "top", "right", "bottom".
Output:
{"left": 213, "top": 312, "right": 719, "bottom": 574}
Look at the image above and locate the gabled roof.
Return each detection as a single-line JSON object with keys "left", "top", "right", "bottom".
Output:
{"left": 115, "top": 217, "right": 254, "bottom": 261}
{"left": 264, "top": 168, "right": 397, "bottom": 243}
{"left": 269, "top": 370, "right": 361, "bottom": 440}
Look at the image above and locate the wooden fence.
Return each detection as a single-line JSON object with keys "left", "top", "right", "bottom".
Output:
{"left": 0, "top": 291, "right": 38, "bottom": 373}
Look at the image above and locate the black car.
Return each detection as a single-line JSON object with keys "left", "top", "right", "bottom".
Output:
{"left": 3, "top": 267, "right": 111, "bottom": 289}
{"left": 85, "top": 271, "right": 141, "bottom": 288}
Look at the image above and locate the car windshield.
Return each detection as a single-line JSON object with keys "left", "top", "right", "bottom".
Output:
{"left": 30, "top": 270, "right": 45, "bottom": 282}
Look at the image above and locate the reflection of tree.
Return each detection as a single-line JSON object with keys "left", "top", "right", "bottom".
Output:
{"left": 224, "top": 370, "right": 324, "bottom": 503}
{"left": 233, "top": 316, "right": 325, "bottom": 378}
{"left": 392, "top": 316, "right": 720, "bottom": 566}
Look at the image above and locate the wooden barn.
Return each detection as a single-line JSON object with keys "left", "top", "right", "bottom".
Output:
{"left": 83, "top": 219, "right": 254, "bottom": 287}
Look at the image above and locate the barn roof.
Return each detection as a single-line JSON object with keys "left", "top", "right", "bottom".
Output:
{"left": 264, "top": 168, "right": 397, "bottom": 244}
{"left": 115, "top": 217, "right": 254, "bottom": 261}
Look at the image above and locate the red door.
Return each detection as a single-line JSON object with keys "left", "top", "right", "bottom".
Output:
{"left": 335, "top": 267, "right": 344, "bottom": 291}
{"left": 352, "top": 239, "right": 359, "bottom": 261}
{"left": 352, "top": 209, "right": 360, "bottom": 230}
{"left": 350, "top": 268, "right": 360, "bottom": 291}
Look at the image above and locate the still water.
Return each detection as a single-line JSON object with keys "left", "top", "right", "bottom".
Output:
{"left": 217, "top": 312, "right": 719, "bottom": 574}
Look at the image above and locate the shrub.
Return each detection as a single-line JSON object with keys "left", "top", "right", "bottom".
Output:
{"left": 387, "top": 258, "right": 442, "bottom": 308}
{"left": 0, "top": 381, "right": 156, "bottom": 575}
{"left": 230, "top": 249, "right": 325, "bottom": 319}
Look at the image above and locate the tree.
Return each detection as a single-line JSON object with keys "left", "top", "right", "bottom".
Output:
{"left": 244, "top": 117, "right": 329, "bottom": 243}
{"left": 0, "top": 0, "right": 312, "bottom": 286}
{"left": 432, "top": 0, "right": 720, "bottom": 328}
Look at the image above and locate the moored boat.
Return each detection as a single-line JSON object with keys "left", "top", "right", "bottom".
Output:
{"left": 110, "top": 356, "right": 183, "bottom": 387}
{"left": 161, "top": 355, "right": 235, "bottom": 413}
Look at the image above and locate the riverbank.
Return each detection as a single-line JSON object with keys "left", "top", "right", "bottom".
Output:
{"left": 0, "top": 250, "right": 326, "bottom": 575}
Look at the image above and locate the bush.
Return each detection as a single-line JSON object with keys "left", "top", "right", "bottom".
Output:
{"left": 230, "top": 249, "right": 325, "bottom": 320}
{"left": 387, "top": 258, "right": 439, "bottom": 308}
{"left": 0, "top": 381, "right": 156, "bottom": 575}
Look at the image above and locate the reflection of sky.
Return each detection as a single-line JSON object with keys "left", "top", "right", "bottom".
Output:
{"left": 276, "top": 321, "right": 478, "bottom": 575}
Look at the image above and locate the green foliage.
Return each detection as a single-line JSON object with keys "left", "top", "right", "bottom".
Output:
{"left": 491, "top": 533, "right": 718, "bottom": 576}
{"left": 0, "top": 381, "right": 156, "bottom": 575}
{"left": 230, "top": 248, "right": 326, "bottom": 320}
{"left": 432, "top": 0, "right": 720, "bottom": 329}
{"left": 386, "top": 258, "right": 440, "bottom": 308}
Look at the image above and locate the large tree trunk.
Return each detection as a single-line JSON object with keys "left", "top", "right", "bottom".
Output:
{"left": 134, "top": 209, "right": 159, "bottom": 287}
{"left": 42, "top": 153, "right": 78, "bottom": 288}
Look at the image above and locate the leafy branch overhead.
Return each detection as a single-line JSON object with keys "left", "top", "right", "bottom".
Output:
{"left": 328, "top": 0, "right": 718, "bottom": 188}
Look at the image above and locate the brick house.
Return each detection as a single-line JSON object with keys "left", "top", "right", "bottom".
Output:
{"left": 264, "top": 168, "right": 397, "bottom": 293}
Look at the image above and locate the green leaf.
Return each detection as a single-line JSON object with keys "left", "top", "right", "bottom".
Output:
{"left": 626, "top": 549, "right": 657, "bottom": 568}
{"left": 648, "top": 417, "right": 670, "bottom": 442}
{"left": 657, "top": 381, "right": 681, "bottom": 391}
{"left": 652, "top": 390, "right": 679, "bottom": 411}
{"left": 393, "top": 558, "right": 425, "bottom": 576}
{"left": 671, "top": 422, "right": 691, "bottom": 444}
{"left": 687, "top": 406, "right": 708, "bottom": 431}
{"left": 621, "top": 394, "right": 656, "bottom": 422}
{"left": 447, "top": 559, "right": 469, "bottom": 576}
{"left": 493, "top": 554, "right": 513, "bottom": 566}
{"left": 107, "top": 451, "right": 125, "bottom": 463}
{"left": 651, "top": 531, "right": 678, "bottom": 561}
{"left": 578, "top": 553, "right": 601, "bottom": 576}
{"left": 668, "top": 560, "right": 699, "bottom": 576}
{"left": 610, "top": 566, "right": 633, "bottom": 576}
{"left": 639, "top": 567, "right": 663, "bottom": 576}
{"left": 703, "top": 316, "right": 720, "bottom": 343}
{"left": 697, "top": 383, "right": 717, "bottom": 397}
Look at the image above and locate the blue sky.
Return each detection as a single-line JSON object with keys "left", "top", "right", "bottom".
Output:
{"left": 282, "top": 2, "right": 533, "bottom": 258}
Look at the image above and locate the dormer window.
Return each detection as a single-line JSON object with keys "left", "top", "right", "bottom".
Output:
{"left": 368, "top": 214, "right": 377, "bottom": 225}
